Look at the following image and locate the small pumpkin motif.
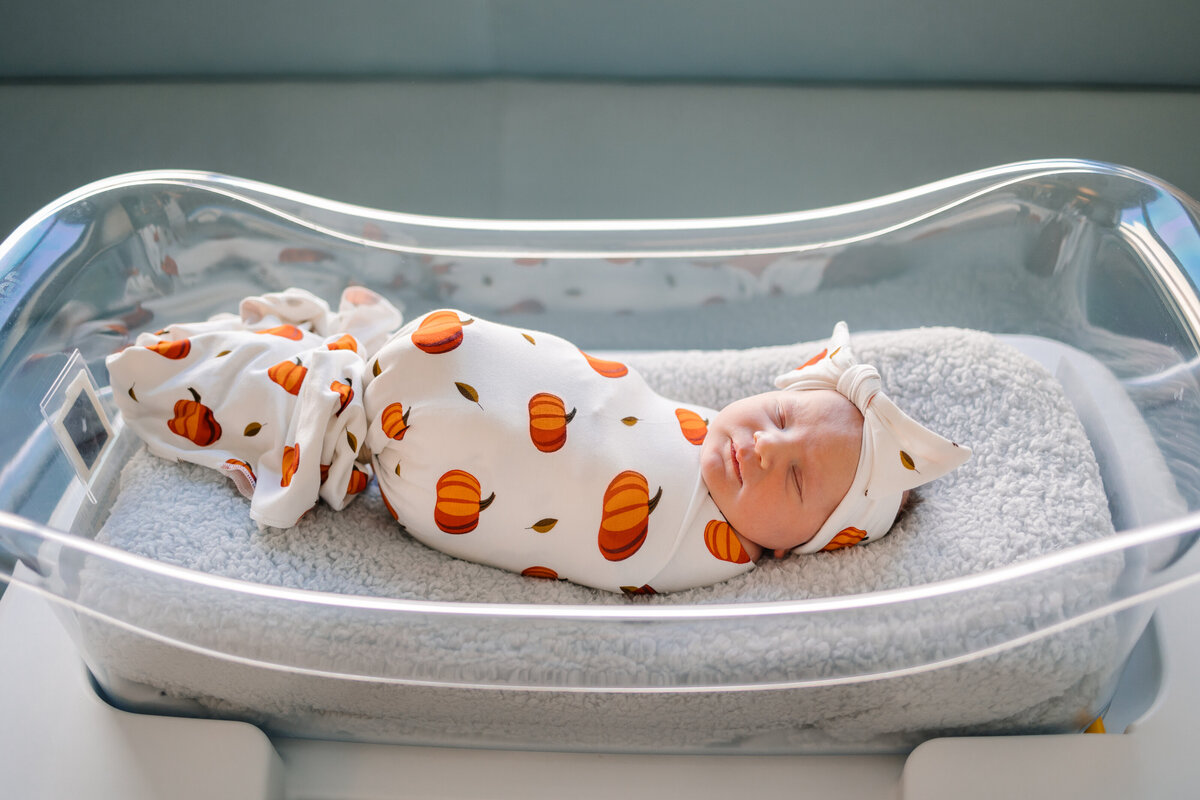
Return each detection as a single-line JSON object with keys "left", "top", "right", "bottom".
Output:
{"left": 223, "top": 458, "right": 257, "bottom": 488}
{"left": 598, "top": 470, "right": 661, "bottom": 562}
{"left": 346, "top": 468, "right": 369, "bottom": 495}
{"left": 168, "top": 387, "right": 222, "bottom": 446}
{"left": 580, "top": 350, "right": 628, "bottom": 378}
{"left": 147, "top": 338, "right": 191, "bottom": 359}
{"left": 675, "top": 408, "right": 708, "bottom": 445}
{"left": 326, "top": 334, "right": 359, "bottom": 353}
{"left": 822, "top": 526, "right": 868, "bottom": 552}
{"left": 257, "top": 324, "right": 305, "bottom": 341}
{"left": 434, "top": 469, "right": 495, "bottom": 534}
{"left": 521, "top": 566, "right": 559, "bottom": 580}
{"left": 528, "top": 393, "right": 576, "bottom": 453}
{"left": 412, "top": 310, "right": 471, "bottom": 354}
{"left": 379, "top": 485, "right": 399, "bottom": 521}
{"left": 330, "top": 379, "right": 353, "bottom": 416}
{"left": 703, "top": 519, "right": 751, "bottom": 564}
{"left": 620, "top": 585, "right": 657, "bottom": 596}
{"left": 381, "top": 402, "right": 411, "bottom": 440}
{"left": 796, "top": 348, "right": 828, "bottom": 370}
{"left": 281, "top": 443, "right": 300, "bottom": 488}
{"left": 268, "top": 358, "right": 307, "bottom": 395}
{"left": 278, "top": 247, "right": 331, "bottom": 263}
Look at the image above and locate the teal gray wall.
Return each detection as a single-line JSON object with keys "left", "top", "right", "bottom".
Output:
{"left": 2, "top": 2, "right": 1199, "bottom": 237}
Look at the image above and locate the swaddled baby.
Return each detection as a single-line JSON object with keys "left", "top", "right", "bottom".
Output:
{"left": 107, "top": 287, "right": 970, "bottom": 594}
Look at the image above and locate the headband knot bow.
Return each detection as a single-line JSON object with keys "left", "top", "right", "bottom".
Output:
{"left": 773, "top": 322, "right": 971, "bottom": 554}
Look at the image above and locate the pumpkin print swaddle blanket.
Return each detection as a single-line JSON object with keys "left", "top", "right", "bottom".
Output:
{"left": 107, "top": 287, "right": 403, "bottom": 528}
{"left": 107, "top": 289, "right": 755, "bottom": 593}
{"left": 364, "top": 310, "right": 756, "bottom": 594}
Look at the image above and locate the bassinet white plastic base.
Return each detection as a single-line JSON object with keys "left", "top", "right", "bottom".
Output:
{"left": 0, "top": 565, "right": 1191, "bottom": 800}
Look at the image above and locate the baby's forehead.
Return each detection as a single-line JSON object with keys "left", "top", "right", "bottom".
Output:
{"left": 781, "top": 388, "right": 864, "bottom": 427}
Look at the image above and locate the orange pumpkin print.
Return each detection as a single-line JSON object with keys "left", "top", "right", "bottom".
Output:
{"left": 797, "top": 348, "right": 827, "bottom": 370}
{"left": 620, "top": 585, "right": 657, "bottom": 596}
{"left": 330, "top": 379, "right": 353, "bottom": 416}
{"left": 379, "top": 484, "right": 399, "bottom": 521}
{"left": 528, "top": 393, "right": 576, "bottom": 453}
{"left": 381, "top": 402, "right": 411, "bottom": 440}
{"left": 346, "top": 468, "right": 369, "bottom": 495}
{"left": 598, "top": 471, "right": 662, "bottom": 561}
{"left": 223, "top": 458, "right": 257, "bottom": 488}
{"left": 320, "top": 463, "right": 330, "bottom": 484}
{"left": 580, "top": 350, "right": 628, "bottom": 378}
{"left": 412, "top": 310, "right": 471, "bottom": 354}
{"left": 703, "top": 519, "right": 751, "bottom": 564}
{"left": 268, "top": 358, "right": 307, "bottom": 395}
{"left": 675, "top": 408, "right": 708, "bottom": 445}
{"left": 147, "top": 338, "right": 191, "bottom": 359}
{"left": 280, "top": 443, "right": 301, "bottom": 487}
{"left": 521, "top": 566, "right": 559, "bottom": 580}
{"left": 168, "top": 388, "right": 222, "bottom": 446}
{"left": 279, "top": 247, "right": 331, "bottom": 263}
{"left": 326, "top": 334, "right": 359, "bottom": 353}
{"left": 434, "top": 469, "right": 495, "bottom": 534}
{"left": 822, "top": 526, "right": 867, "bottom": 552}
{"left": 257, "top": 324, "right": 304, "bottom": 341}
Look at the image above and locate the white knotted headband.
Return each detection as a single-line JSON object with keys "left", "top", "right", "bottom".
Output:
{"left": 774, "top": 322, "right": 971, "bottom": 553}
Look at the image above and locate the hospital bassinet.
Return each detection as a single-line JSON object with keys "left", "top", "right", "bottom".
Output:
{"left": 2, "top": 160, "right": 1200, "bottom": 754}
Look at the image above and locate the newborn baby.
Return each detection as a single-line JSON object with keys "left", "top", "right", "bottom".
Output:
{"left": 107, "top": 287, "right": 969, "bottom": 594}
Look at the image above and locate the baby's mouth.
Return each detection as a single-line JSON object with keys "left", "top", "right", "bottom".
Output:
{"left": 730, "top": 441, "right": 743, "bottom": 484}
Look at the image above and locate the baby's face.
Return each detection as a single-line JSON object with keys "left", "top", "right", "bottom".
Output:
{"left": 700, "top": 389, "right": 863, "bottom": 559}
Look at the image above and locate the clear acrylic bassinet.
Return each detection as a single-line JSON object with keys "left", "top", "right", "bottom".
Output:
{"left": 2, "top": 159, "right": 1200, "bottom": 753}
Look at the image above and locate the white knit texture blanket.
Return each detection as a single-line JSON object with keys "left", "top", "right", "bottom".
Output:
{"left": 85, "top": 326, "right": 1122, "bottom": 750}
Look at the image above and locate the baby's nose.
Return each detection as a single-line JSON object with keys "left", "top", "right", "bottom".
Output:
{"left": 752, "top": 429, "right": 784, "bottom": 468}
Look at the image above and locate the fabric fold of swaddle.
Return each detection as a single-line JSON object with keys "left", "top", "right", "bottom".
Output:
{"left": 106, "top": 287, "right": 402, "bottom": 528}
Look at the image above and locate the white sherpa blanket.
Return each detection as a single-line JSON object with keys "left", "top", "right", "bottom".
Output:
{"left": 83, "top": 327, "right": 1124, "bottom": 750}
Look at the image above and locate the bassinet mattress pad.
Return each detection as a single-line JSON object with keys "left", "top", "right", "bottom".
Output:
{"left": 89, "top": 325, "right": 1119, "bottom": 745}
